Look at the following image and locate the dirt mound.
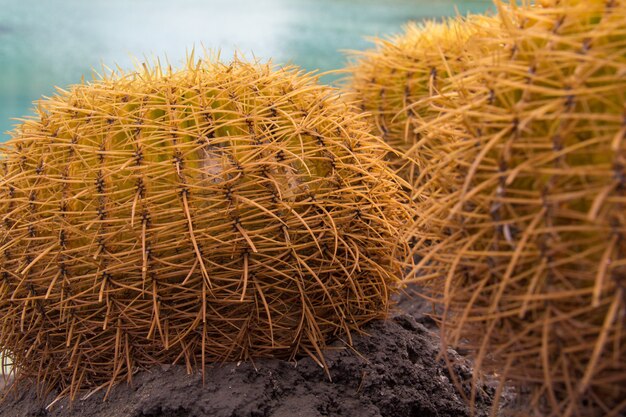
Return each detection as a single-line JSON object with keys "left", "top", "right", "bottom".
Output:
{"left": 0, "top": 307, "right": 495, "bottom": 417}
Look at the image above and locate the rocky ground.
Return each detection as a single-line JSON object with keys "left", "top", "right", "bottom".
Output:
{"left": 0, "top": 290, "right": 499, "bottom": 417}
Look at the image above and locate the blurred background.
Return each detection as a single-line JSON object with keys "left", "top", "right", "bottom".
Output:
{"left": 0, "top": 0, "right": 492, "bottom": 140}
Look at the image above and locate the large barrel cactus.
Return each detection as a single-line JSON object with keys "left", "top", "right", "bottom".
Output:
{"left": 0, "top": 55, "right": 411, "bottom": 399}
{"left": 412, "top": 1, "right": 626, "bottom": 416}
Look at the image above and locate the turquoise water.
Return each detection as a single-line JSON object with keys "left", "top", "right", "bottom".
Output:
{"left": 0, "top": 0, "right": 492, "bottom": 140}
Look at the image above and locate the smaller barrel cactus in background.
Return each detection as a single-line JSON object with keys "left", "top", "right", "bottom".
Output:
{"left": 344, "top": 14, "right": 500, "bottom": 189}
{"left": 0, "top": 53, "right": 411, "bottom": 400}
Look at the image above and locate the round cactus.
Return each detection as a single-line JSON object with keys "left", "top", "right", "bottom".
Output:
{"left": 0, "top": 54, "right": 411, "bottom": 399}
{"left": 412, "top": 1, "right": 626, "bottom": 416}
{"left": 345, "top": 15, "right": 500, "bottom": 188}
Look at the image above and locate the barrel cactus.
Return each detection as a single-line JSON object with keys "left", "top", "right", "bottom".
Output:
{"left": 345, "top": 15, "right": 500, "bottom": 188}
{"left": 412, "top": 1, "right": 626, "bottom": 416}
{"left": 0, "top": 54, "right": 411, "bottom": 399}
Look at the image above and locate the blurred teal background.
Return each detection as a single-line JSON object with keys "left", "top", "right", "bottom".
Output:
{"left": 0, "top": 0, "right": 492, "bottom": 140}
